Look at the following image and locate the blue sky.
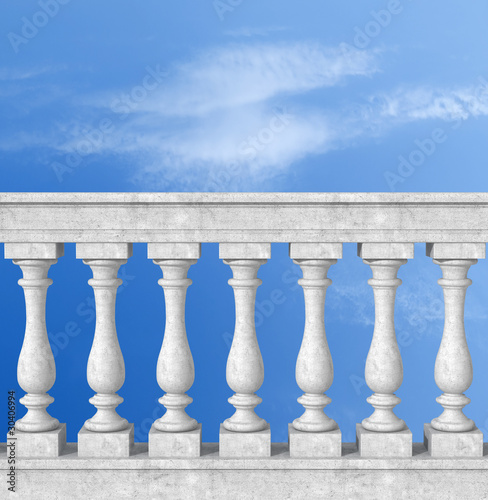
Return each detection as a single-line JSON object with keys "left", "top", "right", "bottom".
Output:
{"left": 1, "top": 1, "right": 488, "bottom": 192}
{"left": 1, "top": 1, "right": 488, "bottom": 444}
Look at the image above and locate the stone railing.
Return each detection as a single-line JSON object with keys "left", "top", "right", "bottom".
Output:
{"left": 1, "top": 193, "right": 487, "bottom": 499}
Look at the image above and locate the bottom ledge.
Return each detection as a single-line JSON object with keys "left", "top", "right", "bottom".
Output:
{"left": 2, "top": 442, "right": 488, "bottom": 499}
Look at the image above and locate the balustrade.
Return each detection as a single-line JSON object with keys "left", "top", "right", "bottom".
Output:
{"left": 1, "top": 193, "right": 487, "bottom": 498}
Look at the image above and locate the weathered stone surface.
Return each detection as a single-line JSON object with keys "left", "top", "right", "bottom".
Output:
{"left": 78, "top": 424, "right": 134, "bottom": 458}
{"left": 356, "top": 424, "right": 412, "bottom": 458}
{"left": 424, "top": 423, "right": 483, "bottom": 457}
{"left": 9, "top": 423, "right": 66, "bottom": 458}
{"left": 288, "top": 424, "right": 341, "bottom": 458}
{"left": 5, "top": 193, "right": 488, "bottom": 243}
{"left": 426, "top": 242, "right": 486, "bottom": 259}
{"left": 148, "top": 424, "right": 202, "bottom": 458}
{"left": 219, "top": 424, "right": 271, "bottom": 458}
{"left": 289, "top": 242, "right": 343, "bottom": 259}
{"left": 4, "top": 443, "right": 488, "bottom": 499}
{"left": 358, "top": 242, "right": 414, "bottom": 259}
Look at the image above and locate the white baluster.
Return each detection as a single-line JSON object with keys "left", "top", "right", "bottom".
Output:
{"left": 154, "top": 259, "right": 197, "bottom": 431}
{"left": 219, "top": 243, "right": 271, "bottom": 458}
{"left": 362, "top": 258, "right": 406, "bottom": 432}
{"left": 15, "top": 259, "right": 59, "bottom": 432}
{"left": 291, "top": 243, "right": 343, "bottom": 432}
{"left": 424, "top": 243, "right": 484, "bottom": 457}
{"left": 76, "top": 243, "right": 133, "bottom": 458}
{"left": 147, "top": 243, "right": 202, "bottom": 458}
{"left": 357, "top": 243, "right": 413, "bottom": 458}
{"left": 83, "top": 258, "right": 128, "bottom": 431}
{"left": 5, "top": 243, "right": 66, "bottom": 457}
{"left": 433, "top": 259, "right": 476, "bottom": 431}
{"left": 288, "top": 243, "right": 342, "bottom": 458}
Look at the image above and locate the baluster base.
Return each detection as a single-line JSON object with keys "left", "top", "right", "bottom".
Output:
{"left": 219, "top": 423, "right": 271, "bottom": 458}
{"left": 356, "top": 423, "right": 412, "bottom": 458}
{"left": 78, "top": 423, "right": 134, "bottom": 458}
{"left": 293, "top": 394, "right": 338, "bottom": 432}
{"left": 9, "top": 423, "right": 66, "bottom": 458}
{"left": 288, "top": 423, "right": 341, "bottom": 458}
{"left": 223, "top": 393, "right": 268, "bottom": 432}
{"left": 149, "top": 423, "right": 202, "bottom": 458}
{"left": 431, "top": 393, "right": 474, "bottom": 432}
{"left": 362, "top": 393, "right": 406, "bottom": 432}
{"left": 424, "top": 423, "right": 483, "bottom": 458}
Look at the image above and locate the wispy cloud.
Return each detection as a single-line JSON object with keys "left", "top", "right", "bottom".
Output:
{"left": 0, "top": 66, "right": 63, "bottom": 81}
{"left": 59, "top": 42, "right": 380, "bottom": 188}
{"left": 362, "top": 81, "right": 488, "bottom": 125}
{"left": 3, "top": 40, "right": 488, "bottom": 189}
{"left": 129, "top": 42, "right": 379, "bottom": 118}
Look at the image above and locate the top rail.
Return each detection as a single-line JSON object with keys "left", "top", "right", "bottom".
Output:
{"left": 1, "top": 192, "right": 487, "bottom": 243}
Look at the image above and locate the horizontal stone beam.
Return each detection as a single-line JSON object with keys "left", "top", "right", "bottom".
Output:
{"left": 2, "top": 193, "right": 488, "bottom": 243}
{"left": 3, "top": 443, "right": 487, "bottom": 498}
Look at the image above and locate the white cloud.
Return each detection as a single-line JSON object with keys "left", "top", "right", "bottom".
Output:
{"left": 65, "top": 42, "right": 380, "bottom": 189}
{"left": 371, "top": 80, "right": 488, "bottom": 123}
{"left": 5, "top": 39, "right": 488, "bottom": 190}
{"left": 130, "top": 42, "right": 379, "bottom": 118}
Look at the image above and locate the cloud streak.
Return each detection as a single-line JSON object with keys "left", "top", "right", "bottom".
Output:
{"left": 3, "top": 41, "right": 488, "bottom": 189}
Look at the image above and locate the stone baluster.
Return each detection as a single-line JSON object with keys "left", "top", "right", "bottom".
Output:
{"left": 147, "top": 243, "right": 201, "bottom": 458}
{"left": 288, "top": 243, "right": 342, "bottom": 458}
{"left": 5, "top": 243, "right": 66, "bottom": 458}
{"left": 356, "top": 243, "right": 413, "bottom": 458}
{"left": 424, "top": 243, "right": 484, "bottom": 457}
{"left": 219, "top": 243, "right": 271, "bottom": 458}
{"left": 76, "top": 243, "right": 133, "bottom": 458}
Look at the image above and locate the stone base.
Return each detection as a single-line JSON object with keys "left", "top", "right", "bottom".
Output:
{"left": 356, "top": 423, "right": 412, "bottom": 458}
{"left": 219, "top": 424, "right": 271, "bottom": 458}
{"left": 424, "top": 423, "right": 483, "bottom": 457}
{"left": 148, "top": 423, "right": 202, "bottom": 458}
{"left": 78, "top": 424, "right": 134, "bottom": 458}
{"left": 288, "top": 423, "right": 342, "bottom": 458}
{"left": 8, "top": 423, "right": 66, "bottom": 458}
{"left": 8, "top": 442, "right": 488, "bottom": 499}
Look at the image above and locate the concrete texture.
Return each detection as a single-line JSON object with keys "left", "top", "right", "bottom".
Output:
{"left": 149, "top": 424, "right": 202, "bottom": 458}
{"left": 358, "top": 242, "right": 415, "bottom": 259}
{"left": 219, "top": 424, "right": 271, "bottom": 458}
{"left": 426, "top": 242, "right": 486, "bottom": 259}
{"left": 356, "top": 424, "right": 412, "bottom": 458}
{"left": 290, "top": 257, "right": 338, "bottom": 433}
{"left": 424, "top": 423, "right": 483, "bottom": 457}
{"left": 221, "top": 257, "right": 269, "bottom": 434}
{"left": 78, "top": 424, "right": 134, "bottom": 458}
{"left": 148, "top": 242, "right": 201, "bottom": 259}
{"left": 289, "top": 242, "right": 343, "bottom": 259}
{"left": 4, "top": 242, "right": 64, "bottom": 259}
{"left": 5, "top": 193, "right": 488, "bottom": 244}
{"left": 288, "top": 424, "right": 341, "bottom": 458}
{"left": 2, "top": 442, "right": 487, "bottom": 499}
{"left": 151, "top": 258, "right": 199, "bottom": 434}
{"left": 10, "top": 423, "right": 66, "bottom": 458}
